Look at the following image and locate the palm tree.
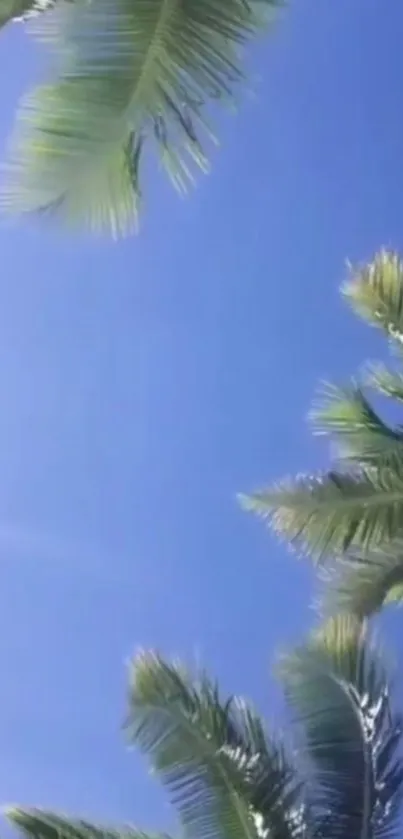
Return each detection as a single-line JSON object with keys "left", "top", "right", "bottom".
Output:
{"left": 241, "top": 250, "right": 403, "bottom": 617}
{"left": 6, "top": 617, "right": 403, "bottom": 839}
{"left": 0, "top": 0, "right": 279, "bottom": 238}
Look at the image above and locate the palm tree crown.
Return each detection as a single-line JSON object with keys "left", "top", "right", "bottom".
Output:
{"left": 6, "top": 618, "right": 403, "bottom": 839}
{"left": 241, "top": 250, "right": 403, "bottom": 617}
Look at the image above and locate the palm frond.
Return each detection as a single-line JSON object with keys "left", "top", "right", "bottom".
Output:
{"left": 0, "top": 0, "right": 35, "bottom": 27}
{"left": 239, "top": 463, "right": 403, "bottom": 561}
{"left": 342, "top": 251, "right": 403, "bottom": 345}
{"left": 0, "top": 0, "right": 61, "bottom": 30}
{"left": 1, "top": 0, "right": 278, "bottom": 237}
{"left": 6, "top": 809, "right": 172, "bottom": 839}
{"left": 309, "top": 383, "right": 403, "bottom": 468}
{"left": 126, "top": 651, "right": 302, "bottom": 839}
{"left": 364, "top": 363, "right": 403, "bottom": 404}
{"left": 280, "top": 616, "right": 403, "bottom": 839}
{"left": 317, "top": 541, "right": 403, "bottom": 618}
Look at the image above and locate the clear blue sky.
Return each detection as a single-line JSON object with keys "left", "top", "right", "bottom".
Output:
{"left": 0, "top": 0, "right": 402, "bottom": 829}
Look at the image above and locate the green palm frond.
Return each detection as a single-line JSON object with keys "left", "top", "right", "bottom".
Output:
{"left": 0, "top": 0, "right": 46, "bottom": 28}
{"left": 6, "top": 810, "right": 172, "bottom": 839}
{"left": 342, "top": 250, "right": 403, "bottom": 345}
{"left": 0, "top": 0, "right": 27, "bottom": 26}
{"left": 240, "top": 464, "right": 403, "bottom": 561}
{"left": 309, "top": 383, "right": 403, "bottom": 468}
{"left": 2, "top": 0, "right": 278, "bottom": 237}
{"left": 364, "top": 362, "right": 403, "bottom": 403}
{"left": 317, "top": 541, "right": 403, "bottom": 618}
{"left": 280, "top": 616, "right": 403, "bottom": 839}
{"left": 126, "top": 651, "right": 302, "bottom": 839}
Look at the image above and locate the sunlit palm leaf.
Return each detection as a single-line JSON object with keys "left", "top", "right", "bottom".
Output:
{"left": 310, "top": 383, "right": 403, "bottom": 468}
{"left": 2, "top": 0, "right": 278, "bottom": 237}
{"left": 364, "top": 362, "right": 403, "bottom": 404}
{"left": 240, "top": 464, "right": 403, "bottom": 561}
{"left": 126, "top": 651, "right": 302, "bottom": 839}
{"left": 317, "top": 541, "right": 403, "bottom": 618}
{"left": 343, "top": 251, "right": 403, "bottom": 345}
{"left": 280, "top": 616, "right": 403, "bottom": 839}
{"left": 6, "top": 810, "right": 172, "bottom": 839}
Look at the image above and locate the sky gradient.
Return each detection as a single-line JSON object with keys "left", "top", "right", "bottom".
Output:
{"left": 0, "top": 0, "right": 403, "bottom": 830}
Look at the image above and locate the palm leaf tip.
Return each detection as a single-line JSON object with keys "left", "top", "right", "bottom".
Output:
{"left": 365, "top": 362, "right": 403, "bottom": 403}
{"left": 2, "top": 0, "right": 279, "bottom": 237}
{"left": 238, "top": 491, "right": 269, "bottom": 516}
{"left": 5, "top": 808, "right": 83, "bottom": 839}
{"left": 1, "top": 82, "right": 144, "bottom": 240}
{"left": 6, "top": 807, "right": 176, "bottom": 839}
{"left": 5, "top": 806, "right": 24, "bottom": 823}
{"left": 342, "top": 250, "right": 403, "bottom": 342}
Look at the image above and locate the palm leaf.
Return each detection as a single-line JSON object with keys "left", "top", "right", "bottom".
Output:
{"left": 0, "top": 0, "right": 30, "bottom": 27}
{"left": 309, "top": 383, "right": 403, "bottom": 468}
{"left": 239, "top": 463, "right": 403, "bottom": 561}
{"left": 364, "top": 363, "right": 403, "bottom": 404}
{"left": 6, "top": 810, "right": 172, "bottom": 839}
{"left": 0, "top": 0, "right": 54, "bottom": 28}
{"left": 342, "top": 251, "right": 403, "bottom": 345}
{"left": 280, "top": 616, "right": 403, "bottom": 839}
{"left": 2, "top": 0, "right": 278, "bottom": 237}
{"left": 126, "top": 651, "right": 302, "bottom": 839}
{"left": 317, "top": 541, "right": 403, "bottom": 618}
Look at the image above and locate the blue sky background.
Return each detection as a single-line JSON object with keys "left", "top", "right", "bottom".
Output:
{"left": 0, "top": 0, "right": 403, "bottom": 830}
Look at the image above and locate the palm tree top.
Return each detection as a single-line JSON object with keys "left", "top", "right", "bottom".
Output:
{"left": 241, "top": 250, "right": 403, "bottom": 615}
{"left": 7, "top": 618, "right": 403, "bottom": 839}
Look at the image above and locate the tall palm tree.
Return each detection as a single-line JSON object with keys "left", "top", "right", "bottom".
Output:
{"left": 0, "top": 0, "right": 279, "bottom": 238}
{"left": 6, "top": 617, "right": 403, "bottom": 839}
{"left": 242, "top": 250, "right": 403, "bottom": 616}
